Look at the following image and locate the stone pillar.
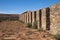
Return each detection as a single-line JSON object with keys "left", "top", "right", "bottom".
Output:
{"left": 24, "top": 13, "right": 25, "bottom": 23}
{"left": 24, "top": 13, "right": 26, "bottom": 23}
{"left": 28, "top": 12, "right": 29, "bottom": 23}
{"left": 22, "top": 14, "right": 25, "bottom": 22}
{"left": 31, "top": 12, "right": 32, "bottom": 23}
{"left": 21, "top": 14, "right": 23, "bottom": 21}
{"left": 23, "top": 13, "right": 25, "bottom": 23}
{"left": 28, "top": 11, "right": 32, "bottom": 23}
{"left": 36, "top": 10, "right": 41, "bottom": 30}
{"left": 46, "top": 7, "right": 50, "bottom": 30}
{"left": 20, "top": 14, "right": 22, "bottom": 21}
{"left": 19, "top": 14, "right": 21, "bottom": 21}
{"left": 42, "top": 8, "right": 46, "bottom": 30}
{"left": 26, "top": 12, "right": 29, "bottom": 23}
{"left": 32, "top": 11, "right": 35, "bottom": 26}
{"left": 25, "top": 12, "right": 27, "bottom": 24}
{"left": 22, "top": 14, "right": 24, "bottom": 22}
{"left": 50, "top": 4, "right": 60, "bottom": 34}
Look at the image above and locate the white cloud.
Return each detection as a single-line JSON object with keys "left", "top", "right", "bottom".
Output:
{"left": 0, "top": 11, "right": 17, "bottom": 14}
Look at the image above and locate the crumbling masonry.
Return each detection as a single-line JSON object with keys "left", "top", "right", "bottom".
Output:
{"left": 19, "top": 4, "right": 60, "bottom": 34}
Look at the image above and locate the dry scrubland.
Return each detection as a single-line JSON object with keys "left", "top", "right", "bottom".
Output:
{"left": 0, "top": 21, "right": 56, "bottom": 40}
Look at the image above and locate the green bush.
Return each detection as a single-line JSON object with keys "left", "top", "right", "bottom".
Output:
{"left": 27, "top": 23, "right": 32, "bottom": 28}
{"left": 38, "top": 28, "right": 43, "bottom": 31}
{"left": 55, "top": 33, "right": 60, "bottom": 40}
{"left": 32, "top": 21, "right": 37, "bottom": 29}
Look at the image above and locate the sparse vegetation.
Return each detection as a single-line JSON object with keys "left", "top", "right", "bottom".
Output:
{"left": 32, "top": 21, "right": 37, "bottom": 29}
{"left": 55, "top": 33, "right": 60, "bottom": 40}
{"left": 38, "top": 27, "right": 43, "bottom": 31}
{"left": 0, "top": 21, "right": 56, "bottom": 40}
{"left": 27, "top": 22, "right": 32, "bottom": 28}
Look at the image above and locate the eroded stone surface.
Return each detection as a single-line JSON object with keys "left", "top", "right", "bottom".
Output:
{"left": 50, "top": 4, "right": 60, "bottom": 34}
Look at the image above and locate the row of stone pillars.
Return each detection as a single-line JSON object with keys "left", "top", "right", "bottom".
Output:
{"left": 19, "top": 4, "right": 60, "bottom": 34}
{"left": 19, "top": 7, "right": 50, "bottom": 31}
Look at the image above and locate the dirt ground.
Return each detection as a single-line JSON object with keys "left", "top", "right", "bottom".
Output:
{"left": 0, "top": 21, "right": 56, "bottom": 40}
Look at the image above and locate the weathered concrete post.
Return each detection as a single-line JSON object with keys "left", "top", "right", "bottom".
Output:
{"left": 24, "top": 13, "right": 26, "bottom": 23}
{"left": 32, "top": 11, "right": 35, "bottom": 27}
{"left": 30, "top": 12, "right": 32, "bottom": 23}
{"left": 46, "top": 7, "right": 50, "bottom": 30}
{"left": 19, "top": 14, "right": 21, "bottom": 21}
{"left": 26, "top": 12, "right": 29, "bottom": 23}
{"left": 20, "top": 14, "right": 22, "bottom": 21}
{"left": 22, "top": 14, "right": 24, "bottom": 22}
{"left": 25, "top": 12, "right": 27, "bottom": 24}
{"left": 23, "top": 14, "right": 25, "bottom": 22}
{"left": 23, "top": 13, "right": 25, "bottom": 23}
{"left": 42, "top": 8, "right": 46, "bottom": 30}
{"left": 28, "top": 11, "right": 32, "bottom": 23}
{"left": 36, "top": 10, "right": 41, "bottom": 30}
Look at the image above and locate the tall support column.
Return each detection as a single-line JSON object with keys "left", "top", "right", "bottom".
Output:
{"left": 46, "top": 8, "right": 50, "bottom": 30}
{"left": 19, "top": 14, "right": 21, "bottom": 21}
{"left": 28, "top": 12, "right": 29, "bottom": 23}
{"left": 26, "top": 12, "right": 29, "bottom": 23}
{"left": 25, "top": 12, "right": 27, "bottom": 24}
{"left": 36, "top": 10, "right": 41, "bottom": 30}
{"left": 28, "top": 11, "right": 31, "bottom": 23}
{"left": 32, "top": 11, "right": 35, "bottom": 26}
{"left": 24, "top": 13, "right": 26, "bottom": 23}
{"left": 23, "top": 14, "right": 25, "bottom": 22}
{"left": 42, "top": 8, "right": 46, "bottom": 30}
{"left": 31, "top": 12, "right": 32, "bottom": 23}
{"left": 23, "top": 13, "right": 25, "bottom": 23}
{"left": 22, "top": 14, "right": 24, "bottom": 22}
{"left": 20, "top": 14, "right": 22, "bottom": 21}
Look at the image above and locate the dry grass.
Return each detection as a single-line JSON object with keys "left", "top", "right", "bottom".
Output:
{"left": 0, "top": 21, "right": 56, "bottom": 40}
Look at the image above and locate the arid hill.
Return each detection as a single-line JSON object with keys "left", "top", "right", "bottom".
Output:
{"left": 0, "top": 14, "right": 19, "bottom": 21}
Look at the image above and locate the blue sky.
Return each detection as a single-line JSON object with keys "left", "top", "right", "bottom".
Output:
{"left": 0, "top": 0, "right": 60, "bottom": 14}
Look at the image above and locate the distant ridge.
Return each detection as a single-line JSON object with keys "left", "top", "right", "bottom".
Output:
{"left": 0, "top": 14, "right": 19, "bottom": 21}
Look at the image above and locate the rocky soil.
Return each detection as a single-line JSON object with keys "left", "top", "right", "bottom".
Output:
{"left": 0, "top": 21, "right": 56, "bottom": 40}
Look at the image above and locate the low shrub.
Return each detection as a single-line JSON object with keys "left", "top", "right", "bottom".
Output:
{"left": 38, "top": 27, "right": 43, "bottom": 31}
{"left": 55, "top": 33, "right": 60, "bottom": 40}
{"left": 32, "top": 21, "right": 37, "bottom": 29}
{"left": 27, "top": 23, "right": 32, "bottom": 28}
